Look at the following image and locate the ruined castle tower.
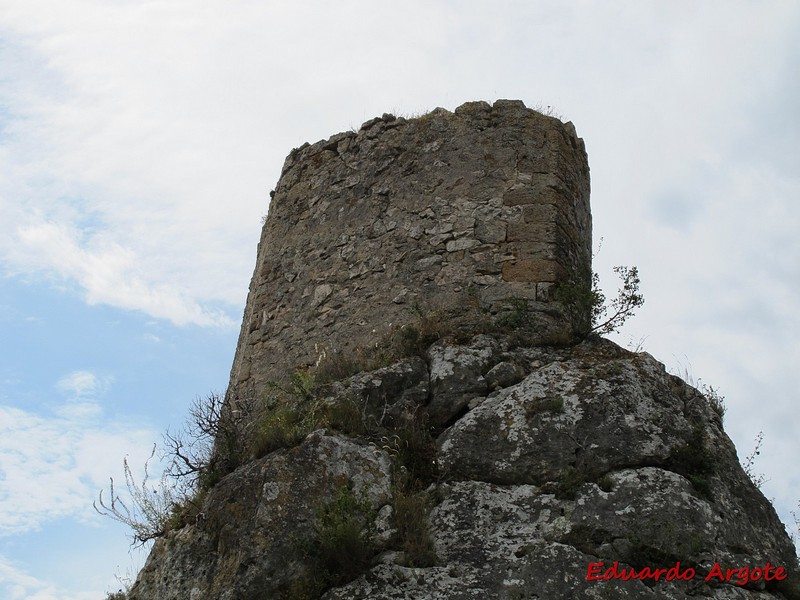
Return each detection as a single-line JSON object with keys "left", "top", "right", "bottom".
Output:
{"left": 229, "top": 99, "right": 591, "bottom": 397}
{"left": 127, "top": 101, "right": 799, "bottom": 600}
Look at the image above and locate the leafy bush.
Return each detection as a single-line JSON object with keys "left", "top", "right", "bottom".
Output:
{"left": 525, "top": 394, "right": 565, "bottom": 417}
{"left": 555, "top": 466, "right": 588, "bottom": 500}
{"left": 557, "top": 264, "right": 644, "bottom": 339}
{"left": 595, "top": 266, "right": 645, "bottom": 334}
{"left": 250, "top": 371, "right": 371, "bottom": 458}
{"left": 251, "top": 402, "right": 314, "bottom": 458}
{"left": 494, "top": 297, "right": 537, "bottom": 330}
{"left": 321, "top": 396, "right": 369, "bottom": 437}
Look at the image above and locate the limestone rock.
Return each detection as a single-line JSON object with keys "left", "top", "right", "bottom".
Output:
{"left": 129, "top": 336, "right": 799, "bottom": 600}
{"left": 323, "top": 338, "right": 799, "bottom": 600}
{"left": 426, "top": 335, "right": 499, "bottom": 426}
{"left": 127, "top": 432, "right": 392, "bottom": 600}
{"left": 484, "top": 359, "right": 527, "bottom": 390}
{"left": 323, "top": 356, "right": 429, "bottom": 424}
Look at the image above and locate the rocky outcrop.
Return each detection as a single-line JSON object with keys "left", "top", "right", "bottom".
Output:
{"left": 126, "top": 102, "right": 799, "bottom": 599}
{"left": 338, "top": 336, "right": 799, "bottom": 599}
{"left": 129, "top": 335, "right": 799, "bottom": 599}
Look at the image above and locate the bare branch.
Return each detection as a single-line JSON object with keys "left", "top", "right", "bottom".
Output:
{"left": 94, "top": 445, "right": 180, "bottom": 546}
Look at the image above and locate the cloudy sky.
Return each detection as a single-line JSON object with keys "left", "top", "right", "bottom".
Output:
{"left": 0, "top": 1, "right": 798, "bottom": 597}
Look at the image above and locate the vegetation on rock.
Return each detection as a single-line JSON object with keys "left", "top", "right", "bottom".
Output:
{"left": 557, "top": 263, "right": 644, "bottom": 339}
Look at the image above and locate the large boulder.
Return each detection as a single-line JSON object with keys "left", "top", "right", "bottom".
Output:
{"left": 127, "top": 432, "right": 392, "bottom": 600}
{"left": 321, "top": 337, "right": 799, "bottom": 599}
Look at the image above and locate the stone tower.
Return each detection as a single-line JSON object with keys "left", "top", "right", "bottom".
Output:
{"left": 229, "top": 99, "right": 591, "bottom": 398}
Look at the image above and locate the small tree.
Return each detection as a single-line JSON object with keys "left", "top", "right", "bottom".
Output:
{"left": 162, "top": 390, "right": 259, "bottom": 489}
{"left": 97, "top": 390, "right": 255, "bottom": 544}
{"left": 591, "top": 266, "right": 644, "bottom": 335}
{"left": 162, "top": 391, "right": 224, "bottom": 489}
{"left": 558, "top": 264, "right": 644, "bottom": 338}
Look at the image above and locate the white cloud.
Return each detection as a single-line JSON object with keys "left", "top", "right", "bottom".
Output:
{"left": 0, "top": 555, "right": 100, "bottom": 600}
{"left": 6, "top": 221, "right": 236, "bottom": 328}
{"left": 0, "top": 402, "right": 156, "bottom": 537}
{"left": 55, "top": 370, "right": 110, "bottom": 399}
{"left": 0, "top": 1, "right": 277, "bottom": 327}
{"left": 0, "top": 0, "right": 796, "bottom": 333}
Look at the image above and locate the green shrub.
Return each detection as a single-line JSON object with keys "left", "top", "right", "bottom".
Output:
{"left": 251, "top": 385, "right": 376, "bottom": 459}
{"left": 556, "top": 263, "right": 644, "bottom": 339}
{"left": 555, "top": 466, "right": 587, "bottom": 500}
{"left": 298, "top": 485, "right": 376, "bottom": 592}
{"left": 393, "top": 487, "right": 437, "bottom": 567}
{"left": 320, "top": 396, "right": 369, "bottom": 437}
{"left": 383, "top": 412, "right": 438, "bottom": 489}
{"left": 251, "top": 403, "right": 315, "bottom": 458}
{"left": 248, "top": 370, "right": 328, "bottom": 458}
{"left": 286, "top": 369, "right": 317, "bottom": 401}
{"left": 554, "top": 467, "right": 616, "bottom": 500}
{"left": 494, "top": 297, "right": 535, "bottom": 330}
{"left": 163, "top": 489, "right": 208, "bottom": 532}
{"left": 526, "top": 395, "right": 565, "bottom": 417}
{"left": 390, "top": 320, "right": 444, "bottom": 360}
{"left": 666, "top": 425, "right": 714, "bottom": 499}
{"left": 700, "top": 383, "right": 726, "bottom": 422}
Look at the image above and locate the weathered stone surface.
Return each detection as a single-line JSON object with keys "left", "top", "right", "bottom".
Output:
{"left": 127, "top": 432, "right": 392, "bottom": 600}
{"left": 323, "top": 339, "right": 799, "bottom": 600}
{"left": 130, "top": 335, "right": 799, "bottom": 599}
{"left": 323, "top": 356, "right": 429, "bottom": 424}
{"left": 426, "top": 335, "right": 499, "bottom": 426}
{"left": 436, "top": 339, "right": 798, "bottom": 590}
{"left": 229, "top": 100, "right": 591, "bottom": 399}
{"left": 439, "top": 341, "right": 711, "bottom": 484}
{"left": 484, "top": 359, "right": 527, "bottom": 390}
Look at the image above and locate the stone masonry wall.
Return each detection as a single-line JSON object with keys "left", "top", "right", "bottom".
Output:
{"left": 228, "top": 99, "right": 591, "bottom": 397}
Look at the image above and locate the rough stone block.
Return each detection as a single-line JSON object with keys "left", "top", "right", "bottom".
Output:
{"left": 501, "top": 259, "right": 563, "bottom": 283}
{"left": 506, "top": 219, "right": 559, "bottom": 244}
